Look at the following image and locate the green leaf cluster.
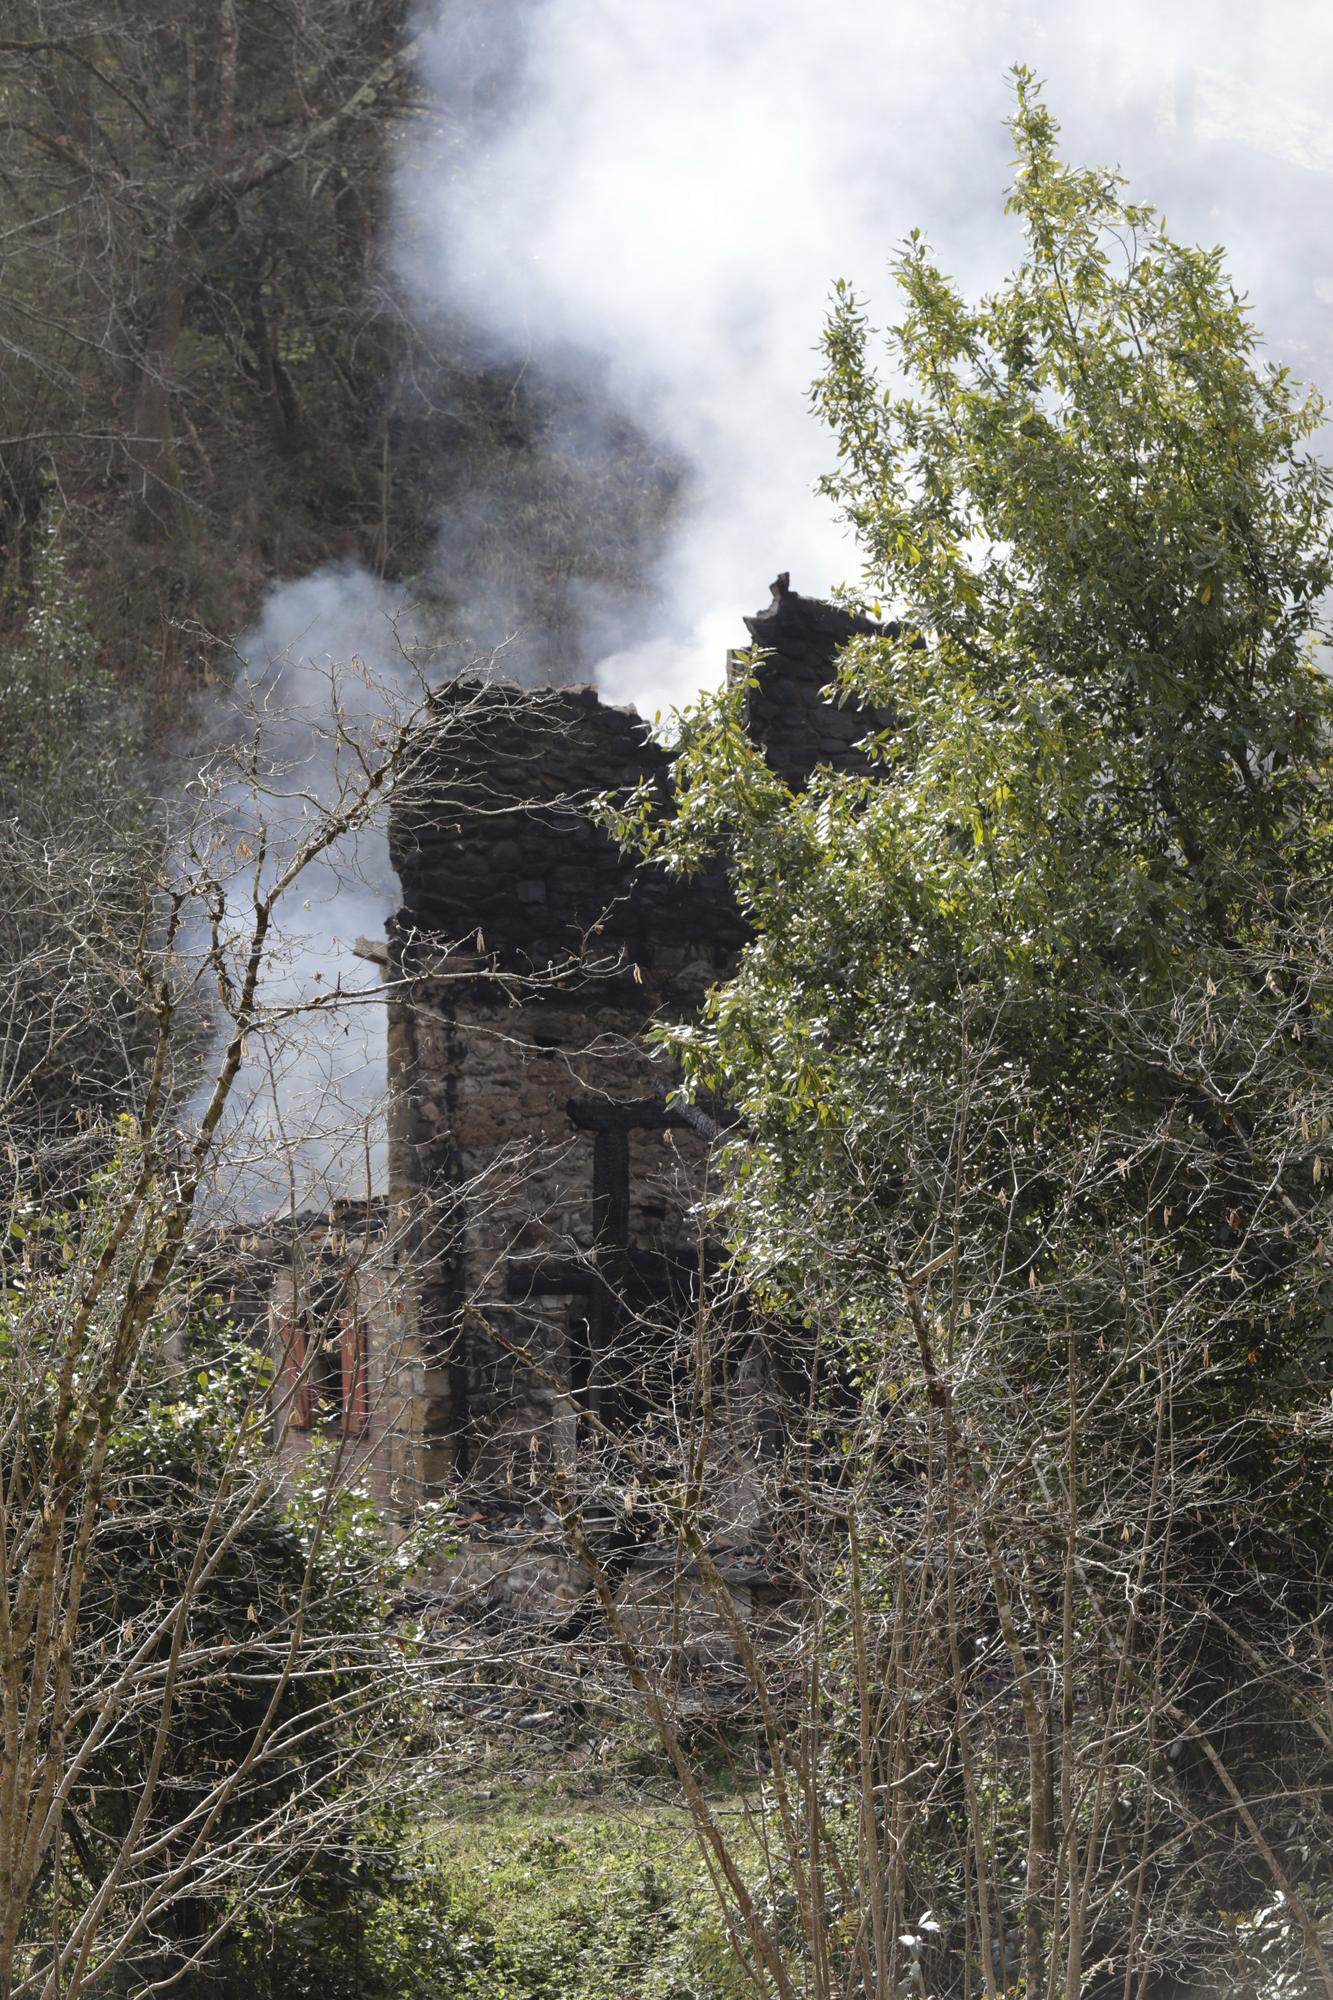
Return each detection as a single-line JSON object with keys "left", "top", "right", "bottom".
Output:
{"left": 642, "top": 75, "right": 1333, "bottom": 1367}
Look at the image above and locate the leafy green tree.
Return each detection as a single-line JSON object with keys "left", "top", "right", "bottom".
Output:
{"left": 610, "top": 76, "right": 1333, "bottom": 1999}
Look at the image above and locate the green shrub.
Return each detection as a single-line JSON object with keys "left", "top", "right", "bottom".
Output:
{"left": 226, "top": 1802, "right": 749, "bottom": 2000}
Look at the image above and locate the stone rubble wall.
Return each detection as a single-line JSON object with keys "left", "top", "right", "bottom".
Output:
{"left": 737, "top": 573, "right": 895, "bottom": 787}
{"left": 384, "top": 577, "right": 889, "bottom": 1518}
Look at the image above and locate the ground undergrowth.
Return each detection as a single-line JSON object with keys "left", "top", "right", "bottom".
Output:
{"left": 226, "top": 1744, "right": 753, "bottom": 2000}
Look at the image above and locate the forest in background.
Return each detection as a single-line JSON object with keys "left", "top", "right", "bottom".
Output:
{"left": 0, "top": 0, "right": 676, "bottom": 719}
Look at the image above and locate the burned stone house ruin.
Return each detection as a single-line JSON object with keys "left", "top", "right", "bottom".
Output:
{"left": 267, "top": 576, "right": 889, "bottom": 1545}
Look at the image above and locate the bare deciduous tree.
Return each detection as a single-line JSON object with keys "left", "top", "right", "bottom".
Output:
{"left": 0, "top": 658, "right": 535, "bottom": 1999}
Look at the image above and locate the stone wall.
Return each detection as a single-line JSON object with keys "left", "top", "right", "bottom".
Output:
{"left": 380, "top": 575, "right": 891, "bottom": 1519}
{"left": 384, "top": 682, "right": 732, "bottom": 1506}
{"left": 736, "top": 571, "right": 890, "bottom": 786}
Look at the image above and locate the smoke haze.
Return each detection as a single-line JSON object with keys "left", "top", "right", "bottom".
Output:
{"left": 402, "top": 0, "right": 1333, "bottom": 708}
{"left": 197, "top": 565, "right": 422, "bottom": 1212}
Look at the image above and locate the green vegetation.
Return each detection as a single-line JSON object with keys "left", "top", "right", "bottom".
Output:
{"left": 3, "top": 1178, "right": 413, "bottom": 1994}
{"left": 223, "top": 1799, "right": 746, "bottom": 2000}
{"left": 0, "top": 535, "right": 166, "bottom": 1132}
{"left": 604, "top": 74, "right": 1333, "bottom": 1997}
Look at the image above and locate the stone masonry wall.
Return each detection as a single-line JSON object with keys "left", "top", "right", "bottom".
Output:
{"left": 382, "top": 577, "right": 892, "bottom": 1517}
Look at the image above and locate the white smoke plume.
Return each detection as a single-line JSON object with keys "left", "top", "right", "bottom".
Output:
{"left": 401, "top": 0, "right": 1333, "bottom": 710}
{"left": 194, "top": 564, "right": 423, "bottom": 1214}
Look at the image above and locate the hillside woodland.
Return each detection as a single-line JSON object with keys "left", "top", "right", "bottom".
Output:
{"left": 0, "top": 0, "right": 675, "bottom": 703}
{"left": 3, "top": 25, "right": 1333, "bottom": 1999}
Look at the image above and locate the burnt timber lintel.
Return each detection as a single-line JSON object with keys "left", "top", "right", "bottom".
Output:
{"left": 565, "top": 1094, "right": 737, "bottom": 1143}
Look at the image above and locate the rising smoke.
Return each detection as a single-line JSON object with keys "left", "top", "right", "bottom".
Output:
{"left": 224, "top": 0, "right": 1333, "bottom": 1206}
{"left": 194, "top": 565, "right": 423, "bottom": 1213}
{"left": 402, "top": 0, "right": 1333, "bottom": 709}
